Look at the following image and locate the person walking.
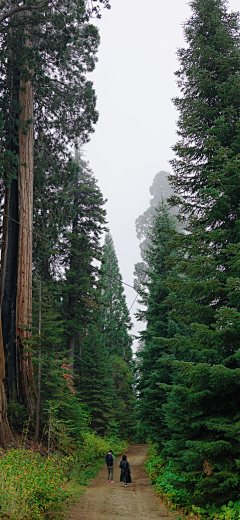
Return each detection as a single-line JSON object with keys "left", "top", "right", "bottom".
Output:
{"left": 120, "top": 454, "right": 131, "bottom": 488}
{"left": 106, "top": 449, "right": 114, "bottom": 483}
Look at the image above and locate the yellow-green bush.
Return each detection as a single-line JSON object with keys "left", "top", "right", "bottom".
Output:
{"left": 0, "top": 433, "right": 127, "bottom": 520}
{"left": 78, "top": 431, "right": 127, "bottom": 465}
{"left": 0, "top": 448, "right": 70, "bottom": 520}
{"left": 68, "top": 431, "right": 127, "bottom": 486}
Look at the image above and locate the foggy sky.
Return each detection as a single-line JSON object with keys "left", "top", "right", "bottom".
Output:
{"left": 85, "top": 0, "right": 240, "bottom": 345}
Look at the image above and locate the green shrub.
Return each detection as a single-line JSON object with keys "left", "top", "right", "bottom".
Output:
{"left": 0, "top": 448, "right": 71, "bottom": 520}
{"left": 192, "top": 501, "right": 240, "bottom": 520}
{"left": 0, "top": 432, "right": 127, "bottom": 520}
{"left": 145, "top": 443, "right": 191, "bottom": 510}
{"left": 145, "top": 444, "right": 240, "bottom": 519}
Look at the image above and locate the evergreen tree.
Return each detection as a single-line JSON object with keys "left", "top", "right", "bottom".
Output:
{"left": 134, "top": 172, "right": 172, "bottom": 289}
{"left": 160, "top": 0, "right": 240, "bottom": 503}
{"left": 31, "top": 277, "right": 91, "bottom": 450}
{"left": 99, "top": 233, "right": 135, "bottom": 436}
{"left": 135, "top": 203, "right": 180, "bottom": 442}
{"left": 135, "top": 171, "right": 172, "bottom": 259}
{"left": 31, "top": 279, "right": 65, "bottom": 417}
{"left": 100, "top": 233, "right": 133, "bottom": 362}
{"left": 59, "top": 158, "right": 107, "bottom": 368}
{"left": 76, "top": 322, "right": 114, "bottom": 435}
{"left": 33, "top": 156, "right": 76, "bottom": 281}
{"left": 0, "top": 0, "right": 109, "bottom": 441}
{"left": 33, "top": 159, "right": 108, "bottom": 436}
{"left": 169, "top": 0, "right": 240, "bottom": 231}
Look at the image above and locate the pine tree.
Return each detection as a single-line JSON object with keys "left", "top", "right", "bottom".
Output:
{"left": 161, "top": 0, "right": 240, "bottom": 503}
{"left": 99, "top": 233, "right": 135, "bottom": 435}
{"left": 134, "top": 172, "right": 172, "bottom": 290}
{"left": 100, "top": 233, "right": 133, "bottom": 362}
{"left": 135, "top": 203, "right": 180, "bottom": 442}
{"left": 61, "top": 158, "right": 107, "bottom": 369}
{"left": 31, "top": 279, "right": 65, "bottom": 414}
{"left": 31, "top": 277, "right": 91, "bottom": 449}
{"left": 0, "top": 0, "right": 109, "bottom": 441}
{"left": 169, "top": 0, "right": 240, "bottom": 231}
{"left": 76, "top": 322, "right": 114, "bottom": 435}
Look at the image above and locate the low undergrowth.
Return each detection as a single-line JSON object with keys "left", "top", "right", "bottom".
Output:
{"left": 0, "top": 449, "right": 70, "bottom": 520}
{"left": 145, "top": 443, "right": 240, "bottom": 520}
{"left": 0, "top": 434, "right": 127, "bottom": 520}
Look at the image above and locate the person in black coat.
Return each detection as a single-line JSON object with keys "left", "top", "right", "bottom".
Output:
{"left": 119, "top": 454, "right": 131, "bottom": 487}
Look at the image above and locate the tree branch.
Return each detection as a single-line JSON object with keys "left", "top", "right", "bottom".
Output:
{"left": 0, "top": 1, "right": 50, "bottom": 24}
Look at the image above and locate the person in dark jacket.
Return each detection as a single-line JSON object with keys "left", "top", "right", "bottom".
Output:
{"left": 120, "top": 454, "right": 131, "bottom": 487}
{"left": 106, "top": 449, "right": 114, "bottom": 483}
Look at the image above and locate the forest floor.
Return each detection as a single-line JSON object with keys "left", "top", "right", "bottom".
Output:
{"left": 65, "top": 444, "right": 177, "bottom": 520}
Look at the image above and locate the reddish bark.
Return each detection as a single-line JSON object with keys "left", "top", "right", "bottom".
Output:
{"left": 16, "top": 46, "right": 36, "bottom": 416}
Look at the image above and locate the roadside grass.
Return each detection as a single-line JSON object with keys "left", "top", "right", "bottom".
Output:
{"left": 0, "top": 448, "right": 70, "bottom": 520}
{"left": 64, "top": 459, "right": 105, "bottom": 508}
{"left": 0, "top": 434, "right": 127, "bottom": 520}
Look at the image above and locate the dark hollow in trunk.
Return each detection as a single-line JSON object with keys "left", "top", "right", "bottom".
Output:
{"left": 1, "top": 182, "right": 19, "bottom": 403}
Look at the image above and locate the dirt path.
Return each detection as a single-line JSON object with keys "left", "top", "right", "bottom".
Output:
{"left": 66, "top": 444, "right": 176, "bottom": 520}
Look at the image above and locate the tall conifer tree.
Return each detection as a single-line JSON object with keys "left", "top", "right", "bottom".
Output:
{"left": 99, "top": 233, "right": 134, "bottom": 435}
{"left": 136, "top": 203, "right": 180, "bottom": 442}
{"left": 76, "top": 322, "right": 114, "bottom": 435}
{"left": 0, "top": 0, "right": 109, "bottom": 442}
{"left": 161, "top": 0, "right": 240, "bottom": 503}
{"left": 100, "top": 233, "right": 133, "bottom": 362}
{"left": 62, "top": 158, "right": 107, "bottom": 368}
{"left": 134, "top": 171, "right": 172, "bottom": 290}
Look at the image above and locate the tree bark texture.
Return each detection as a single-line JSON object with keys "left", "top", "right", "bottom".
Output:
{"left": 0, "top": 36, "right": 20, "bottom": 410}
{"left": 16, "top": 48, "right": 36, "bottom": 416}
{"left": 0, "top": 317, "right": 15, "bottom": 449}
{"left": 0, "top": 21, "right": 36, "bottom": 447}
{"left": 1, "top": 183, "right": 19, "bottom": 404}
{"left": 34, "top": 278, "right": 41, "bottom": 442}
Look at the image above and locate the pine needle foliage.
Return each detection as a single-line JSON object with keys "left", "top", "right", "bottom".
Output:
{"left": 60, "top": 159, "right": 107, "bottom": 340}
{"left": 162, "top": 0, "right": 240, "bottom": 505}
{"left": 136, "top": 0, "right": 240, "bottom": 506}
{"left": 135, "top": 202, "right": 180, "bottom": 443}
{"left": 100, "top": 232, "right": 133, "bottom": 361}
{"left": 76, "top": 323, "right": 114, "bottom": 435}
{"left": 99, "top": 232, "right": 135, "bottom": 436}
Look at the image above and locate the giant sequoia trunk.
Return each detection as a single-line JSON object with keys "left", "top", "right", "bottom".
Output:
{"left": 0, "top": 36, "right": 36, "bottom": 422}
{"left": 16, "top": 52, "right": 36, "bottom": 415}
{"left": 1, "top": 182, "right": 19, "bottom": 403}
{"left": 1, "top": 53, "right": 20, "bottom": 405}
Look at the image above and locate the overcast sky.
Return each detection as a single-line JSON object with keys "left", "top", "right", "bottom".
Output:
{"left": 85, "top": 0, "right": 240, "bottom": 345}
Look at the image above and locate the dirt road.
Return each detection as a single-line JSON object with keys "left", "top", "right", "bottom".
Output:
{"left": 66, "top": 444, "right": 176, "bottom": 520}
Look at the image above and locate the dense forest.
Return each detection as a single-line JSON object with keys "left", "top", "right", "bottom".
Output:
{"left": 1, "top": 0, "right": 240, "bottom": 519}
{"left": 0, "top": 0, "right": 136, "bottom": 439}
{"left": 135, "top": 0, "right": 240, "bottom": 518}
{"left": 0, "top": 2, "right": 134, "bottom": 518}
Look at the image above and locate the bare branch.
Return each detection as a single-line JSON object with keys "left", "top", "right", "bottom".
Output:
{"left": 0, "top": 1, "right": 50, "bottom": 24}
